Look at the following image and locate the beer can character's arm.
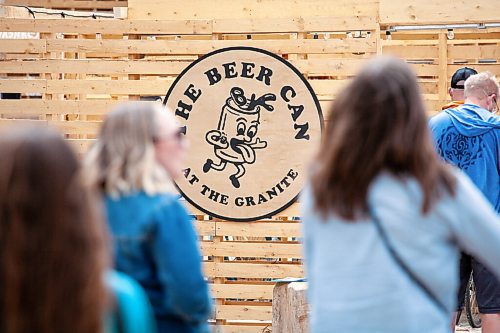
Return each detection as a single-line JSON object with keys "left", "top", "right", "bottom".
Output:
{"left": 205, "top": 129, "right": 229, "bottom": 149}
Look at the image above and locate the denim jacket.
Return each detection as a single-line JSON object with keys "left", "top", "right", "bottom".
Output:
{"left": 104, "top": 192, "right": 212, "bottom": 333}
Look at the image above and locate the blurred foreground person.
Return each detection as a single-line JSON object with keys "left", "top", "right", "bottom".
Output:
{"left": 430, "top": 72, "right": 500, "bottom": 332}
{"left": 0, "top": 127, "right": 108, "bottom": 333}
{"left": 301, "top": 57, "right": 500, "bottom": 333}
{"left": 85, "top": 102, "right": 212, "bottom": 333}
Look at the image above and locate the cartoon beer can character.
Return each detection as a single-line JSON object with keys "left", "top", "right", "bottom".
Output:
{"left": 203, "top": 87, "right": 275, "bottom": 188}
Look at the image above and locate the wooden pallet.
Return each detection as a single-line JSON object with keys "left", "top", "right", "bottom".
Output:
{"left": 0, "top": 1, "right": 498, "bottom": 330}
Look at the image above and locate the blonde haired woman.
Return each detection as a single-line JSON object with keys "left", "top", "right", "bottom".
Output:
{"left": 85, "top": 102, "right": 212, "bottom": 333}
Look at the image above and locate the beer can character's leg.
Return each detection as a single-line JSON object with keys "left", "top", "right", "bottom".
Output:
{"left": 229, "top": 164, "right": 246, "bottom": 188}
{"left": 203, "top": 158, "right": 227, "bottom": 173}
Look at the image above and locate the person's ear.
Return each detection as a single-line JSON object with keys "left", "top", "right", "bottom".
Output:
{"left": 448, "top": 87, "right": 453, "bottom": 99}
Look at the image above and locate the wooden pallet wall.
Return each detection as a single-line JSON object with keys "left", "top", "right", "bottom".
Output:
{"left": 0, "top": 1, "right": 499, "bottom": 331}
{"left": 382, "top": 29, "right": 500, "bottom": 116}
{"left": 0, "top": 15, "right": 379, "bottom": 156}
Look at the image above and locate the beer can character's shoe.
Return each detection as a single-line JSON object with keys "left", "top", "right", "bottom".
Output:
{"left": 203, "top": 159, "right": 213, "bottom": 173}
{"left": 230, "top": 175, "right": 240, "bottom": 188}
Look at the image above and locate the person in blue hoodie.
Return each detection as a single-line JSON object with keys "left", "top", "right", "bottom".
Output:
{"left": 430, "top": 71, "right": 500, "bottom": 332}
{"left": 85, "top": 102, "right": 212, "bottom": 333}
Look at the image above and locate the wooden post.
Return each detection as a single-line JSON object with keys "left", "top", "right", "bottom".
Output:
{"left": 40, "top": 32, "right": 52, "bottom": 121}
{"left": 438, "top": 32, "right": 448, "bottom": 107}
{"left": 272, "top": 281, "right": 308, "bottom": 333}
{"left": 375, "top": 25, "right": 383, "bottom": 56}
{"left": 212, "top": 224, "right": 226, "bottom": 333}
{"left": 127, "top": 34, "right": 142, "bottom": 101}
{"left": 210, "top": 30, "right": 227, "bottom": 333}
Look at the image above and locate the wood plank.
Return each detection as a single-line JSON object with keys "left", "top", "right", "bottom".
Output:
{"left": 2, "top": 53, "right": 43, "bottom": 60}
{"left": 380, "top": 0, "right": 499, "bottom": 25}
{"left": 448, "top": 43, "right": 500, "bottom": 60}
{"left": 3, "top": 0, "right": 127, "bottom": 10}
{"left": 0, "top": 59, "right": 189, "bottom": 75}
{"left": 0, "top": 118, "right": 47, "bottom": 130}
{"left": 46, "top": 79, "right": 172, "bottom": 95}
{"left": 129, "top": 0, "right": 378, "bottom": 20}
{"left": 291, "top": 60, "right": 437, "bottom": 78}
{"left": 385, "top": 30, "right": 500, "bottom": 40}
{"left": 312, "top": 79, "right": 438, "bottom": 100}
{"left": 448, "top": 39, "right": 500, "bottom": 46}
{"left": 0, "top": 99, "right": 123, "bottom": 115}
{"left": 0, "top": 100, "right": 47, "bottom": 118}
{"left": 210, "top": 284, "right": 273, "bottom": 300}
{"left": 216, "top": 304, "right": 272, "bottom": 321}
{"left": 204, "top": 262, "right": 303, "bottom": 279}
{"left": 0, "top": 18, "right": 213, "bottom": 35}
{"left": 309, "top": 79, "right": 350, "bottom": 97}
{"left": 0, "top": 57, "right": 396, "bottom": 78}
{"left": 381, "top": 39, "right": 500, "bottom": 47}
{"left": 216, "top": 222, "right": 301, "bottom": 238}
{"left": 0, "top": 39, "right": 46, "bottom": 53}
{"left": 289, "top": 58, "right": 367, "bottom": 76}
{"left": 67, "top": 139, "right": 95, "bottom": 154}
{"left": 382, "top": 44, "right": 439, "bottom": 59}
{"left": 0, "top": 79, "right": 46, "bottom": 93}
{"left": 409, "top": 63, "right": 439, "bottom": 77}
{"left": 201, "top": 242, "right": 302, "bottom": 258}
{"left": 212, "top": 16, "right": 378, "bottom": 34}
{"left": 381, "top": 39, "right": 439, "bottom": 47}
{"left": 212, "top": 325, "right": 271, "bottom": 333}
{"left": 0, "top": 5, "right": 115, "bottom": 19}
{"left": 46, "top": 37, "right": 376, "bottom": 55}
{"left": 51, "top": 120, "right": 101, "bottom": 135}
{"left": 186, "top": 201, "right": 302, "bottom": 219}
{"left": 0, "top": 16, "right": 378, "bottom": 36}
{"left": 195, "top": 220, "right": 216, "bottom": 237}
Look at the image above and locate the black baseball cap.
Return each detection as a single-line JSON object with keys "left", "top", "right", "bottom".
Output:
{"left": 451, "top": 67, "right": 478, "bottom": 89}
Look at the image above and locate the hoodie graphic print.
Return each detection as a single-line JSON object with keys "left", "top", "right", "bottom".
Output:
{"left": 430, "top": 103, "right": 500, "bottom": 212}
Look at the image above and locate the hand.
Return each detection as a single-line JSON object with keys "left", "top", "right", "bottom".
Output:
{"left": 251, "top": 137, "right": 267, "bottom": 149}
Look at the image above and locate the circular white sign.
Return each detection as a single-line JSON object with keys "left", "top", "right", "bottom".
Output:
{"left": 164, "top": 47, "right": 323, "bottom": 221}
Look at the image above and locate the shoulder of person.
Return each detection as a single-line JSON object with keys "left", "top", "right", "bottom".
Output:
{"left": 151, "top": 192, "right": 183, "bottom": 210}
{"left": 151, "top": 193, "right": 191, "bottom": 224}
{"left": 429, "top": 109, "right": 452, "bottom": 128}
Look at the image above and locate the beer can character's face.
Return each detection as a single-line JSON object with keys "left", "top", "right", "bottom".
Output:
{"left": 234, "top": 113, "right": 260, "bottom": 143}
{"left": 219, "top": 97, "right": 261, "bottom": 145}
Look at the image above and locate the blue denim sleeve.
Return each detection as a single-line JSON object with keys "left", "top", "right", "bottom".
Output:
{"left": 151, "top": 198, "right": 212, "bottom": 324}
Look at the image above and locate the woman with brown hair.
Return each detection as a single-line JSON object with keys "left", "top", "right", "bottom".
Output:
{"left": 0, "top": 127, "right": 108, "bottom": 333}
{"left": 301, "top": 56, "right": 500, "bottom": 333}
